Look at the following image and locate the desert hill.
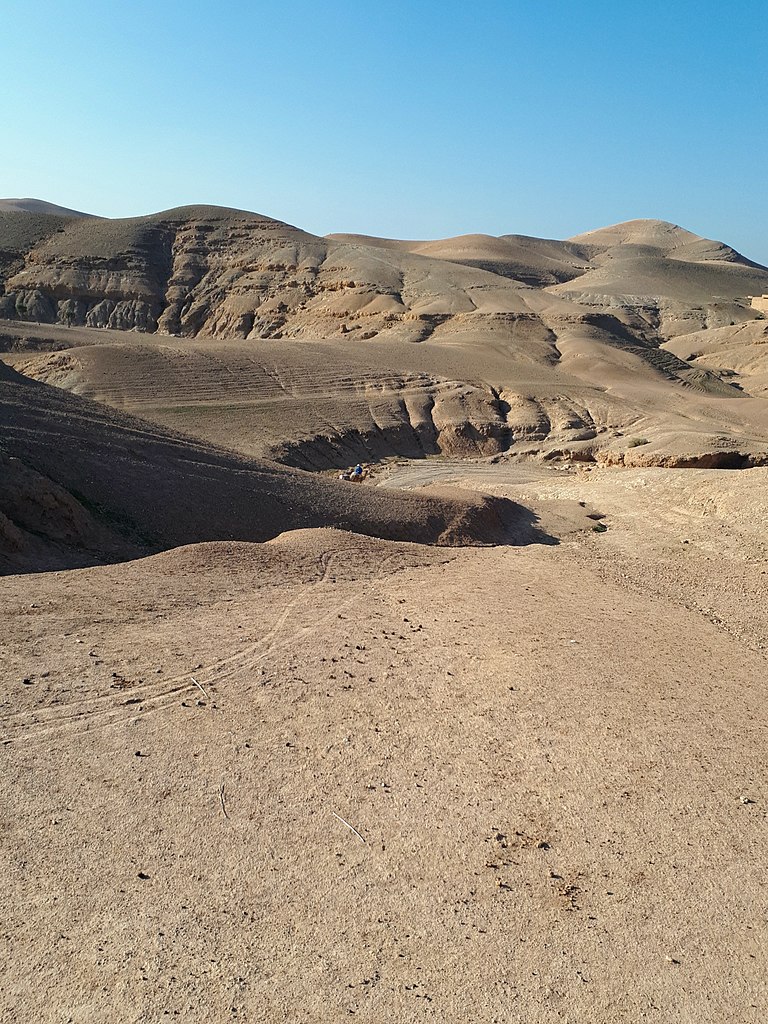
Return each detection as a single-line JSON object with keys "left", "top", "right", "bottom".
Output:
{"left": 0, "top": 203, "right": 539, "bottom": 337}
{"left": 0, "top": 197, "right": 94, "bottom": 218}
{"left": 326, "top": 231, "right": 595, "bottom": 287}
{"left": 2, "top": 203, "right": 765, "bottom": 340}
{"left": 329, "top": 218, "right": 768, "bottom": 291}
{"left": 551, "top": 219, "right": 768, "bottom": 306}
{"left": 1, "top": 204, "right": 767, "bottom": 469}
{"left": 6, "top": 328, "right": 768, "bottom": 474}
{"left": 0, "top": 359, "right": 524, "bottom": 573}
{"left": 568, "top": 218, "right": 764, "bottom": 266}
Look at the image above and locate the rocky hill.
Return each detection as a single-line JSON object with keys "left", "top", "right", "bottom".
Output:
{"left": 2, "top": 204, "right": 766, "bottom": 341}
{"left": 0, "top": 198, "right": 94, "bottom": 218}
{"left": 0, "top": 359, "right": 524, "bottom": 573}
{"left": 2, "top": 203, "right": 767, "bottom": 471}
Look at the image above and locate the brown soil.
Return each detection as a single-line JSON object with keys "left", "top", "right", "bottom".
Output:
{"left": 2, "top": 465, "right": 767, "bottom": 1022}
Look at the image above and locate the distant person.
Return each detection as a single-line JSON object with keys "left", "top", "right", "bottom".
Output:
{"left": 353, "top": 464, "right": 363, "bottom": 477}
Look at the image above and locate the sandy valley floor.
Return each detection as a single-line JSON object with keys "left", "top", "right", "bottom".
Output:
{"left": 2, "top": 463, "right": 766, "bottom": 1023}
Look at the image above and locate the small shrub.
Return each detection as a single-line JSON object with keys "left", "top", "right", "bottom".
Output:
{"left": 627, "top": 437, "right": 650, "bottom": 448}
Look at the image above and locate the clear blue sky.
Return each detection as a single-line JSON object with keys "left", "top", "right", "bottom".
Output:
{"left": 3, "top": 0, "right": 767, "bottom": 262}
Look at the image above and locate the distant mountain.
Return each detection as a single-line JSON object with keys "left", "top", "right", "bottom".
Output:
{"left": 0, "top": 205, "right": 766, "bottom": 339}
{"left": 2, "top": 204, "right": 767, "bottom": 472}
{"left": 0, "top": 198, "right": 95, "bottom": 218}
{"left": 331, "top": 219, "right": 768, "bottom": 293}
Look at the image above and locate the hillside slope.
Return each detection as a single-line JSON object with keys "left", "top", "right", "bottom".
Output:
{"left": 0, "top": 360, "right": 526, "bottom": 573}
{"left": 0, "top": 198, "right": 94, "bottom": 218}
{"left": 2, "top": 205, "right": 765, "bottom": 343}
{"left": 2, "top": 206, "right": 767, "bottom": 469}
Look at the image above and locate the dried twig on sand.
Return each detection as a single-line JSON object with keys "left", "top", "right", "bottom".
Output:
{"left": 190, "top": 676, "right": 210, "bottom": 700}
{"left": 219, "top": 783, "right": 229, "bottom": 819}
{"left": 332, "top": 810, "right": 366, "bottom": 844}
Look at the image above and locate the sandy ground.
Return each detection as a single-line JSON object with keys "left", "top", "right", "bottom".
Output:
{"left": 377, "top": 461, "right": 768, "bottom": 652}
{"left": 2, "top": 466, "right": 767, "bottom": 1023}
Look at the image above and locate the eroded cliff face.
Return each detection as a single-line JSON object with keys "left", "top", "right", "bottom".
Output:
{"left": 5, "top": 207, "right": 768, "bottom": 336}
{"left": 3, "top": 206, "right": 767, "bottom": 469}
{"left": 0, "top": 206, "right": 538, "bottom": 343}
{"left": 3, "top": 206, "right": 766, "bottom": 356}
{"left": 1, "top": 208, "right": 298, "bottom": 335}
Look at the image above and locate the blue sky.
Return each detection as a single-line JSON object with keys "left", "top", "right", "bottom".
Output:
{"left": 3, "top": 0, "right": 767, "bottom": 262}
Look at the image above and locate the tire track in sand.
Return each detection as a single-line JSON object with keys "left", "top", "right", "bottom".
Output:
{"left": 1, "top": 549, "right": 424, "bottom": 746}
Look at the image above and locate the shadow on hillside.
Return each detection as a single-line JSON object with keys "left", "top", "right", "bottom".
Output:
{"left": 0, "top": 359, "right": 558, "bottom": 574}
{"left": 498, "top": 499, "right": 559, "bottom": 547}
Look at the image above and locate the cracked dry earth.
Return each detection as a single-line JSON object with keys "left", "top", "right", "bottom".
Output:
{"left": 2, "top": 467, "right": 767, "bottom": 1023}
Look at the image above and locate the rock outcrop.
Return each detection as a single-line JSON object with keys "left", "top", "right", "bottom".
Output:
{"left": 2, "top": 206, "right": 767, "bottom": 470}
